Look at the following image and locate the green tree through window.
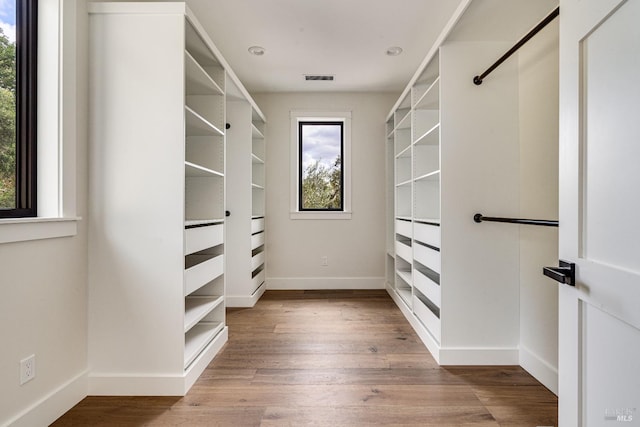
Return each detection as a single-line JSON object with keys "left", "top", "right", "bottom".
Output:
{"left": 299, "top": 122, "right": 344, "bottom": 211}
{"left": 0, "top": 0, "right": 37, "bottom": 217}
{"left": 0, "top": 26, "right": 15, "bottom": 209}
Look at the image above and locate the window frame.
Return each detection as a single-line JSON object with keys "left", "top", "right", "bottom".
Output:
{"left": 0, "top": 0, "right": 38, "bottom": 218}
{"left": 0, "top": 0, "right": 80, "bottom": 244}
{"left": 290, "top": 111, "right": 352, "bottom": 220}
{"left": 298, "top": 120, "right": 344, "bottom": 212}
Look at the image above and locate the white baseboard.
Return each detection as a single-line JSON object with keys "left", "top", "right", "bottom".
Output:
{"left": 438, "top": 347, "right": 519, "bottom": 365}
{"left": 5, "top": 370, "right": 88, "bottom": 427}
{"left": 519, "top": 344, "right": 558, "bottom": 395}
{"left": 226, "top": 283, "right": 266, "bottom": 307}
{"left": 266, "top": 277, "right": 385, "bottom": 290}
{"left": 88, "top": 328, "right": 228, "bottom": 396}
{"left": 88, "top": 372, "right": 187, "bottom": 397}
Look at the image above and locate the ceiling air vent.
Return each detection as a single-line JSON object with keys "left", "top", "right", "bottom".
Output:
{"left": 305, "top": 75, "right": 334, "bottom": 81}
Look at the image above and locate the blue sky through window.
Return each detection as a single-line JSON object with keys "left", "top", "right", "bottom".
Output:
{"left": 0, "top": 0, "right": 16, "bottom": 42}
{"left": 301, "top": 124, "right": 341, "bottom": 177}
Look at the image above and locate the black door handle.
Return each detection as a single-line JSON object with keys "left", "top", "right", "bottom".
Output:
{"left": 543, "top": 260, "right": 575, "bottom": 286}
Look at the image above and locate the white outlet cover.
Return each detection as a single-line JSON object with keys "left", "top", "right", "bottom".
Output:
{"left": 20, "top": 355, "right": 36, "bottom": 385}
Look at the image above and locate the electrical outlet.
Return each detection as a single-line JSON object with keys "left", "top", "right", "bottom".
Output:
{"left": 20, "top": 355, "right": 36, "bottom": 385}
{"left": 321, "top": 256, "right": 328, "bottom": 266}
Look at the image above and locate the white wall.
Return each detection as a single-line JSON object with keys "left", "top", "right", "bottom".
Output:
{"left": 518, "top": 19, "right": 559, "bottom": 394}
{"left": 0, "top": 0, "right": 89, "bottom": 425}
{"left": 253, "top": 93, "right": 396, "bottom": 290}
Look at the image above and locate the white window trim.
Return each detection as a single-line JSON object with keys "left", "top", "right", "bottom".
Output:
{"left": 290, "top": 110, "right": 352, "bottom": 220}
{"left": 0, "top": 0, "right": 80, "bottom": 244}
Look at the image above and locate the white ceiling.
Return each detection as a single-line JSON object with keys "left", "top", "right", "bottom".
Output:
{"left": 187, "top": 0, "right": 464, "bottom": 94}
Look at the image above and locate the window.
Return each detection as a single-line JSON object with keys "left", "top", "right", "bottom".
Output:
{"left": 0, "top": 0, "right": 37, "bottom": 218}
{"left": 290, "top": 111, "right": 351, "bottom": 219}
{"left": 299, "top": 121, "right": 343, "bottom": 211}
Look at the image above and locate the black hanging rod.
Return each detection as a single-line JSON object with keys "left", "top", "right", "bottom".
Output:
{"left": 474, "top": 213, "right": 558, "bottom": 227}
{"left": 473, "top": 7, "right": 559, "bottom": 85}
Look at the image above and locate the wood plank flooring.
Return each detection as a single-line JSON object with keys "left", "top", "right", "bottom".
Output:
{"left": 53, "top": 290, "right": 558, "bottom": 426}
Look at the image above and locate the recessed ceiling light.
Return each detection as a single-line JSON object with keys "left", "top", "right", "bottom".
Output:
{"left": 248, "top": 46, "right": 266, "bottom": 56}
{"left": 386, "top": 46, "right": 403, "bottom": 56}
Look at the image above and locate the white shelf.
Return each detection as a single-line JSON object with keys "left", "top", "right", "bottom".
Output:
{"left": 251, "top": 153, "right": 265, "bottom": 164}
{"left": 252, "top": 123, "right": 264, "bottom": 138}
{"left": 184, "top": 254, "right": 224, "bottom": 296}
{"left": 414, "top": 123, "right": 440, "bottom": 146}
{"left": 185, "top": 161, "right": 224, "bottom": 178}
{"left": 252, "top": 183, "right": 265, "bottom": 190}
{"left": 414, "top": 170, "right": 440, "bottom": 182}
{"left": 414, "top": 218, "right": 441, "bottom": 225}
{"left": 185, "top": 106, "right": 224, "bottom": 137}
{"left": 396, "top": 178, "right": 413, "bottom": 187}
{"left": 414, "top": 77, "right": 440, "bottom": 110}
{"left": 185, "top": 218, "right": 224, "bottom": 228}
{"left": 395, "top": 144, "right": 412, "bottom": 159}
{"left": 414, "top": 268, "right": 441, "bottom": 308}
{"left": 397, "top": 288, "right": 413, "bottom": 307}
{"left": 394, "top": 109, "right": 412, "bottom": 131}
{"left": 413, "top": 295, "right": 440, "bottom": 343}
{"left": 184, "top": 321, "right": 225, "bottom": 369}
{"left": 185, "top": 51, "right": 224, "bottom": 96}
{"left": 184, "top": 296, "right": 224, "bottom": 332}
{"left": 396, "top": 269, "right": 413, "bottom": 286}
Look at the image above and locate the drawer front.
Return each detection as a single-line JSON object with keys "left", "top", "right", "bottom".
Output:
{"left": 251, "top": 269, "right": 265, "bottom": 293}
{"left": 184, "top": 254, "right": 224, "bottom": 296}
{"left": 412, "top": 295, "right": 441, "bottom": 343}
{"left": 414, "top": 243, "right": 441, "bottom": 274}
{"left": 251, "top": 251, "right": 265, "bottom": 271}
{"left": 395, "top": 219, "right": 412, "bottom": 238}
{"left": 185, "top": 223, "right": 223, "bottom": 255}
{"left": 414, "top": 269, "right": 441, "bottom": 308}
{"left": 251, "top": 232, "right": 265, "bottom": 250}
{"left": 395, "top": 241, "right": 412, "bottom": 264}
{"left": 251, "top": 218, "right": 265, "bottom": 234}
{"left": 414, "top": 222, "right": 440, "bottom": 248}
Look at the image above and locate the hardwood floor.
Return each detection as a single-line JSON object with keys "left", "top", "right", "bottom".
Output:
{"left": 53, "top": 290, "right": 558, "bottom": 426}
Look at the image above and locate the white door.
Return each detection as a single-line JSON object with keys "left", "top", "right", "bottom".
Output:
{"left": 555, "top": 0, "right": 640, "bottom": 425}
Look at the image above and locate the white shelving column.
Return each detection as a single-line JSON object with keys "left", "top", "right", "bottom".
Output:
{"left": 224, "top": 81, "right": 267, "bottom": 307}
{"left": 411, "top": 53, "right": 442, "bottom": 348}
{"left": 88, "top": 2, "right": 229, "bottom": 395}
{"left": 385, "top": 117, "right": 396, "bottom": 287}
{"left": 393, "top": 93, "right": 413, "bottom": 307}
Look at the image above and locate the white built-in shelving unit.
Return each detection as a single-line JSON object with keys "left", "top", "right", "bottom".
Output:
{"left": 388, "top": 54, "right": 443, "bottom": 337}
{"left": 87, "top": 2, "right": 261, "bottom": 395}
{"left": 225, "top": 82, "right": 267, "bottom": 307}
{"left": 385, "top": 0, "right": 555, "bottom": 365}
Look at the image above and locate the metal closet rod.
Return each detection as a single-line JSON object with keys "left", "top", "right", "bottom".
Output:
{"left": 474, "top": 213, "right": 558, "bottom": 227}
{"left": 473, "top": 6, "right": 560, "bottom": 85}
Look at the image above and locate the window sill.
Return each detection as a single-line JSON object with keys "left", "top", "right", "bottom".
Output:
{"left": 290, "top": 212, "right": 352, "bottom": 220}
{"left": 0, "top": 217, "right": 80, "bottom": 244}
